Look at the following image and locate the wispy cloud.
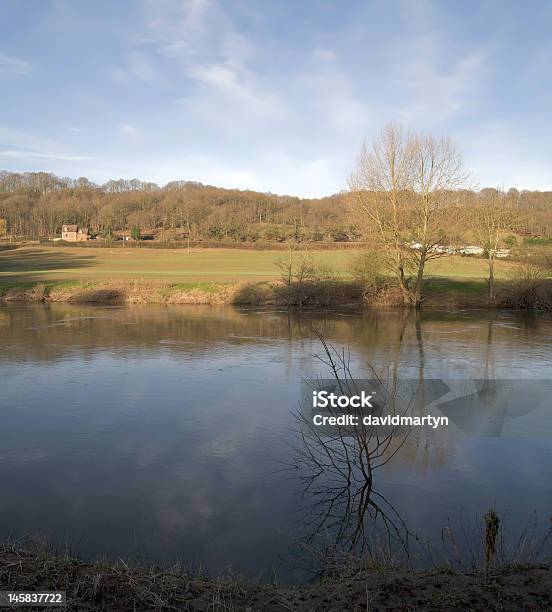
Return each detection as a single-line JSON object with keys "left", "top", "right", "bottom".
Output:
{"left": 2, "top": 0, "right": 551, "bottom": 194}
{"left": 120, "top": 123, "right": 142, "bottom": 141}
{"left": 383, "top": 2, "right": 488, "bottom": 126}
{"left": 0, "top": 149, "right": 90, "bottom": 161}
{"left": 187, "top": 63, "right": 285, "bottom": 120}
{"left": 0, "top": 53, "right": 31, "bottom": 75}
{"left": 110, "top": 51, "right": 158, "bottom": 84}
{"left": 144, "top": 0, "right": 288, "bottom": 122}
{"left": 0, "top": 127, "right": 90, "bottom": 163}
{"left": 394, "top": 41, "right": 487, "bottom": 124}
{"left": 303, "top": 47, "right": 372, "bottom": 134}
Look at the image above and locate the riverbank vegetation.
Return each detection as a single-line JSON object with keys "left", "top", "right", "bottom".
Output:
{"left": 0, "top": 249, "right": 549, "bottom": 309}
{"left": 1, "top": 541, "right": 550, "bottom": 611}
{"left": 3, "top": 243, "right": 552, "bottom": 308}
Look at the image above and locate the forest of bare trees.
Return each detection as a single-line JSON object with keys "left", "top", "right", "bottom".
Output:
{"left": 0, "top": 168, "right": 552, "bottom": 246}
{"left": 0, "top": 171, "right": 354, "bottom": 243}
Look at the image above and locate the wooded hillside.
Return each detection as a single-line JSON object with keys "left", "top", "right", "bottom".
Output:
{"left": 1, "top": 170, "right": 551, "bottom": 242}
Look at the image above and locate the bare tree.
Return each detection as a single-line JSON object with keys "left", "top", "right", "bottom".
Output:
{"left": 408, "top": 134, "right": 467, "bottom": 305}
{"left": 348, "top": 124, "right": 413, "bottom": 305}
{"left": 348, "top": 123, "right": 467, "bottom": 308}
{"left": 472, "top": 189, "right": 516, "bottom": 300}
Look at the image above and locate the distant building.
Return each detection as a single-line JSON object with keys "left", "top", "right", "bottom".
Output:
{"left": 408, "top": 242, "right": 457, "bottom": 255}
{"left": 431, "top": 245, "right": 451, "bottom": 254}
{"left": 459, "top": 245, "right": 484, "bottom": 255}
{"left": 61, "top": 224, "right": 90, "bottom": 242}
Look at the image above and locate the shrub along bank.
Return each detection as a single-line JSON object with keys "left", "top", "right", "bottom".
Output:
{"left": 2, "top": 277, "right": 552, "bottom": 309}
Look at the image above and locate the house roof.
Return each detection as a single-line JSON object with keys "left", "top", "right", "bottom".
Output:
{"left": 63, "top": 224, "right": 78, "bottom": 231}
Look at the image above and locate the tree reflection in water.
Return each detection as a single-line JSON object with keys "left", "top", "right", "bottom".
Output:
{"left": 287, "top": 329, "right": 416, "bottom": 578}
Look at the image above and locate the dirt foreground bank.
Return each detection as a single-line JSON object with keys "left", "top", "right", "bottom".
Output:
{"left": 1, "top": 546, "right": 550, "bottom": 611}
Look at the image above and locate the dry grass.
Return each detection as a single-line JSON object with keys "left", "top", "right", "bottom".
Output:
{"left": 0, "top": 279, "right": 375, "bottom": 308}
{"left": 1, "top": 542, "right": 550, "bottom": 611}
{"left": 2, "top": 276, "right": 547, "bottom": 310}
{"left": 497, "top": 279, "right": 552, "bottom": 310}
{"left": 1, "top": 283, "right": 48, "bottom": 302}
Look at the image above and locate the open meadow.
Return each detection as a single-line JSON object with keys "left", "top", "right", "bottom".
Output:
{"left": 0, "top": 244, "right": 513, "bottom": 285}
{"left": 0, "top": 244, "right": 520, "bottom": 307}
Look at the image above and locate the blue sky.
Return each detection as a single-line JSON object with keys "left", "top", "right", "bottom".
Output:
{"left": 1, "top": 0, "right": 551, "bottom": 197}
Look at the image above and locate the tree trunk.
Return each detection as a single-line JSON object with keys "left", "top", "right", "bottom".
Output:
{"left": 395, "top": 265, "right": 412, "bottom": 306}
{"left": 488, "top": 255, "right": 495, "bottom": 300}
{"left": 413, "top": 251, "right": 427, "bottom": 309}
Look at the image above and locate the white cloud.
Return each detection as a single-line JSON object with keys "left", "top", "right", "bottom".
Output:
{"left": 143, "top": 0, "right": 289, "bottom": 122}
{"left": 0, "top": 127, "right": 90, "bottom": 163}
{"left": 381, "top": 4, "right": 488, "bottom": 127}
{"left": 301, "top": 47, "right": 372, "bottom": 135}
{"left": 0, "top": 127, "right": 58, "bottom": 151}
{"left": 0, "top": 53, "right": 31, "bottom": 75}
{"left": 120, "top": 123, "right": 141, "bottom": 141}
{"left": 109, "top": 51, "right": 158, "bottom": 84}
{"left": 0, "top": 149, "right": 90, "bottom": 161}
{"left": 220, "top": 32, "right": 254, "bottom": 67}
{"left": 394, "top": 44, "right": 486, "bottom": 124}
{"left": 188, "top": 63, "right": 286, "bottom": 119}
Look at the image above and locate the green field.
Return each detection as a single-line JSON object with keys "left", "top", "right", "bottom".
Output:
{"left": 0, "top": 245, "right": 512, "bottom": 287}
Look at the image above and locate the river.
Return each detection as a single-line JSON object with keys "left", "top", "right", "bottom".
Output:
{"left": 1, "top": 304, "right": 551, "bottom": 581}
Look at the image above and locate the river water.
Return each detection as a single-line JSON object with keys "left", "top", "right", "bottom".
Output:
{"left": 1, "top": 304, "right": 551, "bottom": 581}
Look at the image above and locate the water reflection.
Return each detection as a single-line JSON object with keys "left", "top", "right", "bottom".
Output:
{"left": 1, "top": 304, "right": 552, "bottom": 581}
{"left": 288, "top": 340, "right": 413, "bottom": 577}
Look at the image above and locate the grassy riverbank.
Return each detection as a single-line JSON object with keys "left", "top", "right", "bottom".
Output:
{"left": 1, "top": 544, "right": 550, "bottom": 611}
{"left": 0, "top": 245, "right": 521, "bottom": 308}
{"left": 0, "top": 277, "right": 501, "bottom": 309}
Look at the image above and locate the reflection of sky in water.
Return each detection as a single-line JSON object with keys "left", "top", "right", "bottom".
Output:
{"left": 0, "top": 305, "right": 551, "bottom": 581}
